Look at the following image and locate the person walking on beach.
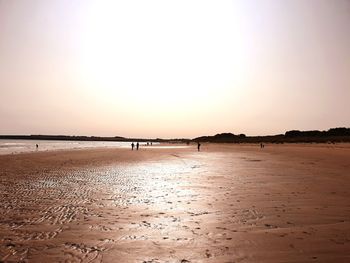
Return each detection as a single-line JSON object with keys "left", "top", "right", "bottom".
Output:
{"left": 136, "top": 142, "right": 139, "bottom": 150}
{"left": 131, "top": 142, "right": 135, "bottom": 150}
{"left": 36, "top": 144, "right": 39, "bottom": 150}
{"left": 197, "top": 142, "right": 201, "bottom": 152}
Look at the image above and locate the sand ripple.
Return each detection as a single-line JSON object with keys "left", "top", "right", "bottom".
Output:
{"left": 1, "top": 146, "right": 350, "bottom": 262}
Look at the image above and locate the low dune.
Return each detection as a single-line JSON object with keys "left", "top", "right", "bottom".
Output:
{"left": 1, "top": 144, "right": 350, "bottom": 262}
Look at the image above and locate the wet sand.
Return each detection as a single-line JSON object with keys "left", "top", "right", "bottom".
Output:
{"left": 1, "top": 144, "right": 350, "bottom": 262}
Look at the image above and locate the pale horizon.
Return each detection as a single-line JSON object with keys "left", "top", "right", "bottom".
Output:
{"left": 1, "top": 0, "right": 350, "bottom": 138}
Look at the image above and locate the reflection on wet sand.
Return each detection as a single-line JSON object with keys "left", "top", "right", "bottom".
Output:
{"left": 0, "top": 145, "right": 350, "bottom": 262}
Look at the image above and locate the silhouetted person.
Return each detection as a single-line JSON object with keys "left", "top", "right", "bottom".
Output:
{"left": 36, "top": 144, "right": 39, "bottom": 150}
{"left": 131, "top": 142, "right": 135, "bottom": 150}
{"left": 260, "top": 143, "right": 263, "bottom": 149}
{"left": 197, "top": 142, "right": 201, "bottom": 151}
{"left": 150, "top": 142, "right": 152, "bottom": 146}
{"left": 136, "top": 142, "right": 139, "bottom": 150}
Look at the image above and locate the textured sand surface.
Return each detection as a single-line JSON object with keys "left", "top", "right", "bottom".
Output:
{"left": 1, "top": 144, "right": 350, "bottom": 262}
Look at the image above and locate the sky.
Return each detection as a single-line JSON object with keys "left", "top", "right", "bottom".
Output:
{"left": 1, "top": 0, "right": 349, "bottom": 138}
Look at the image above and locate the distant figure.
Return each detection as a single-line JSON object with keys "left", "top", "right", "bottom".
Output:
{"left": 131, "top": 142, "right": 135, "bottom": 150}
{"left": 260, "top": 143, "right": 263, "bottom": 149}
{"left": 150, "top": 142, "right": 152, "bottom": 146}
{"left": 147, "top": 142, "right": 149, "bottom": 146}
{"left": 197, "top": 142, "right": 201, "bottom": 152}
{"left": 136, "top": 142, "right": 139, "bottom": 150}
{"left": 36, "top": 144, "right": 39, "bottom": 150}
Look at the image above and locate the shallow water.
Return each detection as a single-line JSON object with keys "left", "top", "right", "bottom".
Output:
{"left": 0, "top": 139, "right": 156, "bottom": 155}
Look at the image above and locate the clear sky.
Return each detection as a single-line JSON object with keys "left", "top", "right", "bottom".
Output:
{"left": 1, "top": 0, "right": 349, "bottom": 138}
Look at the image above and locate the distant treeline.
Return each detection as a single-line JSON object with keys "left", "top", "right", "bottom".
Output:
{"left": 1, "top": 127, "right": 350, "bottom": 144}
{"left": 285, "top": 128, "right": 350, "bottom": 138}
{"left": 193, "top": 128, "right": 350, "bottom": 143}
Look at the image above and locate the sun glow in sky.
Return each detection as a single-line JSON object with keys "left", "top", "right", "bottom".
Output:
{"left": 79, "top": 1, "right": 240, "bottom": 111}
{"left": 1, "top": 0, "right": 350, "bottom": 138}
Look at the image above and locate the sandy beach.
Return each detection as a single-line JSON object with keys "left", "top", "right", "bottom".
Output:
{"left": 1, "top": 144, "right": 350, "bottom": 262}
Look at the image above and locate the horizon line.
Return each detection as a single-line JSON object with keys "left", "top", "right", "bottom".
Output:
{"left": 0, "top": 127, "right": 349, "bottom": 141}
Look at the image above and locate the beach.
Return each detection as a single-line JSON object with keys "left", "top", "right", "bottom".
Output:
{"left": 1, "top": 144, "right": 350, "bottom": 262}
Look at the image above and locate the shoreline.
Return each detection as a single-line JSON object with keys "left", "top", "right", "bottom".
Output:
{"left": 1, "top": 141, "right": 350, "bottom": 157}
